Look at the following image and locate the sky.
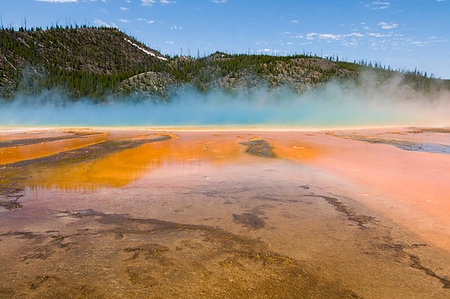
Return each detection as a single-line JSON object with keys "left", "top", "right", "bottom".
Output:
{"left": 1, "top": 0, "right": 449, "bottom": 78}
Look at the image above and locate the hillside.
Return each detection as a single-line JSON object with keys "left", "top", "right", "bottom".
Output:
{"left": 1, "top": 26, "right": 448, "bottom": 100}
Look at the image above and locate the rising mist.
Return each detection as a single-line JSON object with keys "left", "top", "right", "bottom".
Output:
{"left": 1, "top": 72, "right": 449, "bottom": 128}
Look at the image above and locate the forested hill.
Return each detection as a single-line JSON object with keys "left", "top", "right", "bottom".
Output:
{"left": 1, "top": 26, "right": 448, "bottom": 100}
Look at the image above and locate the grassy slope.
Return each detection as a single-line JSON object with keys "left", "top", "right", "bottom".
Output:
{"left": 0, "top": 27, "right": 447, "bottom": 100}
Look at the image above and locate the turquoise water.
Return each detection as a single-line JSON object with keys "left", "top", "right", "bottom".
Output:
{"left": 1, "top": 85, "right": 448, "bottom": 127}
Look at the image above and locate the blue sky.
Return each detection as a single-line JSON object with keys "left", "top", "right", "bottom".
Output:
{"left": 1, "top": 0, "right": 449, "bottom": 78}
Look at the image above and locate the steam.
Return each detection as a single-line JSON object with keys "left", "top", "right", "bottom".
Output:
{"left": 1, "top": 73, "right": 449, "bottom": 128}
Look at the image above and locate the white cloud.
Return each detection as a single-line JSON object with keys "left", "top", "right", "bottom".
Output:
{"left": 342, "top": 40, "right": 359, "bottom": 48}
{"left": 305, "top": 33, "right": 337, "bottom": 40}
{"left": 166, "top": 41, "right": 175, "bottom": 44}
{"left": 368, "top": 32, "right": 392, "bottom": 38}
{"left": 348, "top": 32, "right": 364, "bottom": 37}
{"left": 379, "top": 22, "right": 398, "bottom": 29}
{"left": 120, "top": 6, "right": 129, "bottom": 10}
{"left": 141, "top": 0, "right": 175, "bottom": 5}
{"left": 119, "top": 19, "right": 130, "bottom": 23}
{"left": 211, "top": 0, "right": 227, "bottom": 3}
{"left": 256, "top": 49, "right": 279, "bottom": 54}
{"left": 366, "top": 1, "right": 391, "bottom": 10}
{"left": 291, "top": 20, "right": 298, "bottom": 23}
{"left": 301, "top": 32, "right": 364, "bottom": 41}
{"left": 292, "top": 31, "right": 366, "bottom": 48}
{"left": 170, "top": 25, "right": 182, "bottom": 30}
{"left": 35, "top": 0, "right": 77, "bottom": 2}
{"left": 137, "top": 18, "right": 155, "bottom": 24}
{"left": 94, "top": 19, "right": 115, "bottom": 28}
{"left": 410, "top": 38, "right": 447, "bottom": 46}
{"left": 141, "top": 0, "right": 156, "bottom": 5}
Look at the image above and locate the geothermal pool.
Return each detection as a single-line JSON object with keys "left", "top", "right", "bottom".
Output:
{"left": 0, "top": 127, "right": 449, "bottom": 298}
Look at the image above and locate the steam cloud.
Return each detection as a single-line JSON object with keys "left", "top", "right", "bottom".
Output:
{"left": 1, "top": 73, "right": 449, "bottom": 128}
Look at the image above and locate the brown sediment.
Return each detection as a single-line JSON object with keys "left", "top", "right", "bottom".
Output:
{"left": 20, "top": 248, "right": 55, "bottom": 262}
{"left": 407, "top": 128, "right": 450, "bottom": 134}
{"left": 308, "top": 192, "right": 450, "bottom": 289}
{"left": 119, "top": 132, "right": 179, "bottom": 141}
{"left": 375, "top": 240, "right": 450, "bottom": 289}
{"left": 232, "top": 212, "right": 266, "bottom": 229}
{"left": 239, "top": 138, "right": 276, "bottom": 158}
{"left": 0, "top": 131, "right": 107, "bottom": 148}
{"left": 0, "top": 231, "right": 37, "bottom": 239}
{"left": 0, "top": 186, "right": 24, "bottom": 210}
{"left": 30, "top": 275, "right": 59, "bottom": 290}
{"left": 251, "top": 195, "right": 282, "bottom": 202}
{"left": 409, "top": 255, "right": 450, "bottom": 289}
{"left": 0, "top": 209, "right": 360, "bottom": 298}
{"left": 306, "top": 195, "right": 377, "bottom": 229}
{"left": 0, "top": 131, "right": 112, "bottom": 165}
{"left": 305, "top": 192, "right": 450, "bottom": 289}
{"left": 10, "top": 134, "right": 173, "bottom": 167}
{"left": 383, "top": 132, "right": 407, "bottom": 135}
{"left": 0, "top": 198, "right": 23, "bottom": 210}
{"left": 123, "top": 243, "right": 170, "bottom": 260}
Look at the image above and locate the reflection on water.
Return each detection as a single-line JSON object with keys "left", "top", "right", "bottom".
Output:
{"left": 23, "top": 133, "right": 320, "bottom": 192}
{"left": 27, "top": 136, "right": 244, "bottom": 191}
{"left": 0, "top": 129, "right": 321, "bottom": 193}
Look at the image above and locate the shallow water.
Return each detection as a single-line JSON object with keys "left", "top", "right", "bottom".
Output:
{"left": 0, "top": 128, "right": 449, "bottom": 298}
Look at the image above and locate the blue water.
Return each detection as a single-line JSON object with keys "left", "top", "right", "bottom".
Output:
{"left": 0, "top": 85, "right": 448, "bottom": 127}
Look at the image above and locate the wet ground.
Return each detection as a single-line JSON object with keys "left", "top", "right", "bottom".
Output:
{"left": 0, "top": 127, "right": 449, "bottom": 298}
{"left": 330, "top": 133, "right": 450, "bottom": 154}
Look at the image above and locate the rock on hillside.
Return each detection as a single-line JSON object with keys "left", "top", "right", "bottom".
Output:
{"left": 1, "top": 27, "right": 447, "bottom": 99}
